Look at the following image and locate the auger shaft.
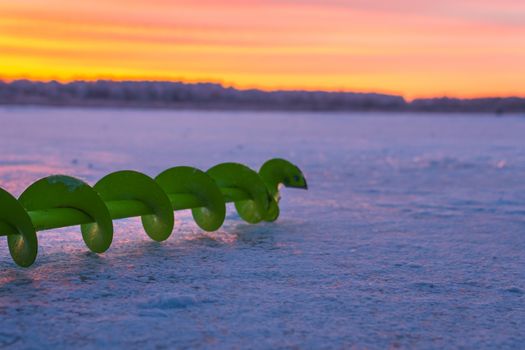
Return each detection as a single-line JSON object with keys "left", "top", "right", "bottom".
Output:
{"left": 220, "top": 187, "right": 251, "bottom": 202}
{"left": 29, "top": 208, "right": 94, "bottom": 231}
{"left": 105, "top": 200, "right": 152, "bottom": 220}
{"left": 0, "top": 187, "right": 252, "bottom": 234}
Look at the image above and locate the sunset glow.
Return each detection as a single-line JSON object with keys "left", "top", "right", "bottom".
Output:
{"left": 1, "top": 0, "right": 524, "bottom": 98}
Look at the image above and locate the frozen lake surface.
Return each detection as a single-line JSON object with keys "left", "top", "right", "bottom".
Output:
{"left": 0, "top": 107, "right": 524, "bottom": 349}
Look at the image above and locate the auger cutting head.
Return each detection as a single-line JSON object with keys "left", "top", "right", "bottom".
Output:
{"left": 258, "top": 158, "right": 308, "bottom": 222}
{"left": 260, "top": 158, "right": 308, "bottom": 190}
{"left": 0, "top": 158, "right": 307, "bottom": 267}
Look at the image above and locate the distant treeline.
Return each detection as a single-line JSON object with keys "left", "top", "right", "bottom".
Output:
{"left": 1, "top": 80, "right": 524, "bottom": 113}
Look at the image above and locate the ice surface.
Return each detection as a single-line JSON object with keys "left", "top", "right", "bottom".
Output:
{"left": 0, "top": 107, "right": 524, "bottom": 349}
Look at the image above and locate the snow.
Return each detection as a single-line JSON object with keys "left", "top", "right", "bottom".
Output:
{"left": 0, "top": 107, "right": 524, "bottom": 349}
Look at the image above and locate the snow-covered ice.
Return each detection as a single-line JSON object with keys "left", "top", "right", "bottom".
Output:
{"left": 0, "top": 107, "right": 524, "bottom": 349}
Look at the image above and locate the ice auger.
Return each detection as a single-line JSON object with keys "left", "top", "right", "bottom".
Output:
{"left": 0, "top": 159, "right": 307, "bottom": 267}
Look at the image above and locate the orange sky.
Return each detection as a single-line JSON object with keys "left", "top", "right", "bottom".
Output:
{"left": 1, "top": 0, "right": 524, "bottom": 98}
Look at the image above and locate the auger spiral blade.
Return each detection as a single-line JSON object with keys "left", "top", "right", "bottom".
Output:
{"left": 156, "top": 166, "right": 225, "bottom": 232}
{"left": 0, "top": 188, "right": 38, "bottom": 267}
{"left": 0, "top": 158, "right": 307, "bottom": 267}
{"left": 207, "top": 163, "right": 270, "bottom": 224}
{"left": 19, "top": 175, "right": 114, "bottom": 253}
{"left": 93, "top": 170, "right": 174, "bottom": 242}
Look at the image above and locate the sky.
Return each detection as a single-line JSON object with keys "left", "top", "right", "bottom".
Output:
{"left": 0, "top": 0, "right": 524, "bottom": 98}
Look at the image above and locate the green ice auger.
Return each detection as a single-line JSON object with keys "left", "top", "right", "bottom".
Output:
{"left": 0, "top": 158, "right": 307, "bottom": 267}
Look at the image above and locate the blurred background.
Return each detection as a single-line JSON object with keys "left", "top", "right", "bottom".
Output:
{"left": 1, "top": 0, "right": 525, "bottom": 100}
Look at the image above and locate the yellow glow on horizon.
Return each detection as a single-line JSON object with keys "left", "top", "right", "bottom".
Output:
{"left": 1, "top": 0, "right": 524, "bottom": 99}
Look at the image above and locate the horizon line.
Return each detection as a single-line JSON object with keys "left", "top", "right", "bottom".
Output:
{"left": 1, "top": 76, "right": 524, "bottom": 102}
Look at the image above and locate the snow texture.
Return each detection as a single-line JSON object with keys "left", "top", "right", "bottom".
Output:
{"left": 0, "top": 107, "right": 524, "bottom": 349}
